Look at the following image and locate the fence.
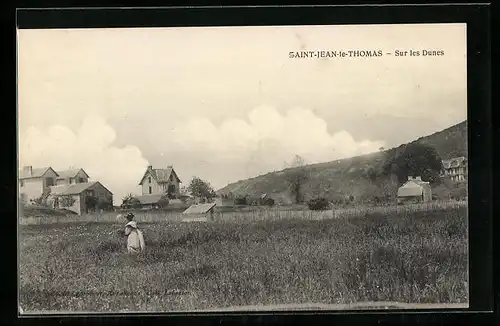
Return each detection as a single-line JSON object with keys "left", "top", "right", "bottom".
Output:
{"left": 19, "top": 200, "right": 467, "bottom": 226}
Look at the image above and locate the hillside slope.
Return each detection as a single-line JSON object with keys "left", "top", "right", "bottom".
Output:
{"left": 217, "top": 121, "right": 467, "bottom": 203}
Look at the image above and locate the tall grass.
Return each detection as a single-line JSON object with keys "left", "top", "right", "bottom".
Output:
{"left": 18, "top": 204, "right": 468, "bottom": 312}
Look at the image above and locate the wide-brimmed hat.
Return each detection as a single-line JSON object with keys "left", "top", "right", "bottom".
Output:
{"left": 125, "top": 212, "right": 135, "bottom": 220}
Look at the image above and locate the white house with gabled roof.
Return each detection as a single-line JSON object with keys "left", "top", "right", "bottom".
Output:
{"left": 19, "top": 166, "right": 59, "bottom": 204}
{"left": 138, "top": 165, "right": 182, "bottom": 198}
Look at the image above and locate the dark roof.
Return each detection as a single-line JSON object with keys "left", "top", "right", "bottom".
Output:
{"left": 19, "top": 167, "right": 59, "bottom": 180}
{"left": 56, "top": 168, "right": 90, "bottom": 180}
{"left": 49, "top": 181, "right": 113, "bottom": 196}
{"left": 134, "top": 194, "right": 165, "bottom": 205}
{"left": 139, "top": 166, "right": 181, "bottom": 185}
{"left": 183, "top": 203, "right": 216, "bottom": 215}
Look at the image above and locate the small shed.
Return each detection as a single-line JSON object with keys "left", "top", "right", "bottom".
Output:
{"left": 397, "top": 176, "right": 432, "bottom": 204}
{"left": 182, "top": 202, "right": 216, "bottom": 223}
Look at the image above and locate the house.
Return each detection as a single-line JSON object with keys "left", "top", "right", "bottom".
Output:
{"left": 19, "top": 166, "right": 59, "bottom": 204}
{"left": 397, "top": 176, "right": 432, "bottom": 204}
{"left": 47, "top": 181, "right": 113, "bottom": 215}
{"left": 139, "top": 165, "right": 182, "bottom": 198}
{"left": 55, "top": 168, "right": 90, "bottom": 186}
{"left": 441, "top": 156, "right": 468, "bottom": 182}
{"left": 182, "top": 202, "right": 216, "bottom": 222}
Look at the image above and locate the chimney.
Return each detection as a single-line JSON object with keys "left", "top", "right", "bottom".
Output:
{"left": 23, "top": 166, "right": 32, "bottom": 177}
{"left": 167, "top": 165, "right": 173, "bottom": 168}
{"left": 415, "top": 176, "right": 422, "bottom": 181}
{"left": 147, "top": 165, "right": 152, "bottom": 170}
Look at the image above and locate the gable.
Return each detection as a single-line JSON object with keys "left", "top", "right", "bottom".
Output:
{"left": 89, "top": 182, "right": 113, "bottom": 195}
{"left": 57, "top": 169, "right": 90, "bottom": 180}
{"left": 139, "top": 167, "right": 181, "bottom": 185}
{"left": 139, "top": 169, "right": 159, "bottom": 185}
{"left": 75, "top": 169, "right": 89, "bottom": 180}
{"left": 43, "top": 168, "right": 59, "bottom": 179}
{"left": 20, "top": 167, "right": 59, "bottom": 179}
{"left": 397, "top": 181, "right": 424, "bottom": 197}
{"left": 169, "top": 169, "right": 182, "bottom": 183}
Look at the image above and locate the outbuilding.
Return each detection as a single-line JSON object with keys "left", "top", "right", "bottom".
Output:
{"left": 182, "top": 202, "right": 216, "bottom": 223}
{"left": 397, "top": 176, "right": 432, "bottom": 204}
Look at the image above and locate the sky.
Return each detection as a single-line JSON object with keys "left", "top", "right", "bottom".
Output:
{"left": 17, "top": 23, "right": 467, "bottom": 204}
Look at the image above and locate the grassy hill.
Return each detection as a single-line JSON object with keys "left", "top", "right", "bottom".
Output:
{"left": 217, "top": 121, "right": 467, "bottom": 203}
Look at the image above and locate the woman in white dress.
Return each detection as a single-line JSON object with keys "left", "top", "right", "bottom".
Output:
{"left": 122, "top": 212, "right": 145, "bottom": 254}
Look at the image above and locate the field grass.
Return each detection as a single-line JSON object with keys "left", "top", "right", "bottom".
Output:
{"left": 18, "top": 204, "right": 468, "bottom": 312}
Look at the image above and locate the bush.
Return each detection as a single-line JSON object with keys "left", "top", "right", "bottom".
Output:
{"left": 59, "top": 195, "right": 76, "bottom": 208}
{"left": 261, "top": 197, "right": 275, "bottom": 207}
{"left": 307, "top": 197, "right": 330, "bottom": 211}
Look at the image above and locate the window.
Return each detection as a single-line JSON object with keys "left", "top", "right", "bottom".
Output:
{"left": 170, "top": 174, "right": 174, "bottom": 182}
{"left": 78, "top": 178, "right": 85, "bottom": 183}
{"left": 46, "top": 177, "right": 54, "bottom": 186}
{"left": 20, "top": 180, "right": 24, "bottom": 187}
{"left": 148, "top": 177, "right": 152, "bottom": 183}
{"left": 149, "top": 186, "right": 152, "bottom": 194}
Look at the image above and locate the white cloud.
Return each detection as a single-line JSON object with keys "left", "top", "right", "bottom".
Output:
{"left": 164, "top": 106, "right": 385, "bottom": 187}
{"left": 18, "top": 114, "right": 149, "bottom": 205}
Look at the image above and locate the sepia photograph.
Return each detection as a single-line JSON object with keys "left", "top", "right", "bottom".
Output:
{"left": 17, "top": 22, "right": 468, "bottom": 313}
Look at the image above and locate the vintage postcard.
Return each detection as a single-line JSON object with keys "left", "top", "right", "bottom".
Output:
{"left": 17, "top": 23, "right": 468, "bottom": 313}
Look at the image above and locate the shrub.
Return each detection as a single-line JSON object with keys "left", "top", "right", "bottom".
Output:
{"left": 261, "top": 197, "right": 275, "bottom": 207}
{"left": 31, "top": 195, "right": 49, "bottom": 207}
{"left": 58, "top": 195, "right": 76, "bottom": 208}
{"left": 307, "top": 197, "right": 330, "bottom": 211}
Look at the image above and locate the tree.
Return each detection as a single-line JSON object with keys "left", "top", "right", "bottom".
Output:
{"left": 308, "top": 197, "right": 330, "bottom": 211}
{"left": 261, "top": 197, "right": 275, "bottom": 207}
{"left": 180, "top": 186, "right": 189, "bottom": 195}
{"left": 284, "top": 155, "right": 309, "bottom": 204}
{"left": 58, "top": 195, "right": 76, "bottom": 208}
{"left": 381, "top": 143, "right": 443, "bottom": 184}
{"left": 31, "top": 195, "right": 48, "bottom": 207}
{"left": 187, "top": 176, "right": 217, "bottom": 201}
{"left": 122, "top": 193, "right": 135, "bottom": 206}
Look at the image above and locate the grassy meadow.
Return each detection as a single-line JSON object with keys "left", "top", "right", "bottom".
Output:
{"left": 18, "top": 203, "right": 468, "bottom": 312}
